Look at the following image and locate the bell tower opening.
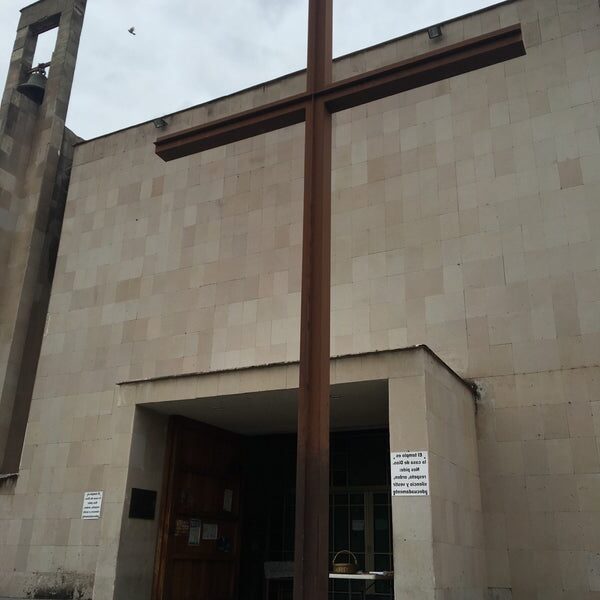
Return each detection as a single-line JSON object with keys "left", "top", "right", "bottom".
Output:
{"left": 31, "top": 25, "right": 59, "bottom": 67}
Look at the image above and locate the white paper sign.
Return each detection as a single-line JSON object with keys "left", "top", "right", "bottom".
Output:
{"left": 202, "top": 523, "right": 218, "bottom": 540}
{"left": 390, "top": 451, "right": 429, "bottom": 496}
{"left": 81, "top": 491, "right": 103, "bottom": 519}
{"left": 188, "top": 519, "right": 202, "bottom": 545}
{"left": 352, "top": 519, "right": 365, "bottom": 531}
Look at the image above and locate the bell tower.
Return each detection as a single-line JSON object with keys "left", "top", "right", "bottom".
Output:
{"left": 0, "top": 0, "right": 86, "bottom": 473}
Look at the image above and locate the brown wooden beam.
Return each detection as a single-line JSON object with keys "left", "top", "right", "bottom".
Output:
{"left": 294, "top": 2, "right": 333, "bottom": 600}
{"left": 294, "top": 97, "right": 332, "bottom": 600}
{"left": 155, "top": 96, "right": 307, "bottom": 161}
{"left": 306, "top": 0, "right": 332, "bottom": 92}
{"left": 322, "top": 24, "right": 524, "bottom": 113}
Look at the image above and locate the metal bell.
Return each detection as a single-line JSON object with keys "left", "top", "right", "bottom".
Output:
{"left": 17, "top": 70, "right": 47, "bottom": 104}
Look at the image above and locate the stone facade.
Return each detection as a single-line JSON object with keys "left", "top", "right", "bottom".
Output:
{"left": 0, "top": 0, "right": 599, "bottom": 598}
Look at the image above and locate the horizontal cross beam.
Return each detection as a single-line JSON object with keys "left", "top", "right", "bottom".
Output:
{"left": 155, "top": 96, "right": 307, "bottom": 161}
{"left": 322, "top": 23, "right": 524, "bottom": 112}
{"left": 155, "top": 25, "right": 524, "bottom": 161}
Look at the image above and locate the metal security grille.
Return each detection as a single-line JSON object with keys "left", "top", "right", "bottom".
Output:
{"left": 328, "top": 433, "right": 393, "bottom": 600}
{"left": 329, "top": 490, "right": 393, "bottom": 600}
{"left": 263, "top": 431, "right": 394, "bottom": 600}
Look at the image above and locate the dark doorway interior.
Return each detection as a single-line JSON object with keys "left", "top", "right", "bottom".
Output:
{"left": 239, "top": 430, "right": 393, "bottom": 600}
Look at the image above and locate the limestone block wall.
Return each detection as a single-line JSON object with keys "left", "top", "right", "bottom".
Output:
{"left": 326, "top": 0, "right": 600, "bottom": 595}
{"left": 0, "top": 0, "right": 598, "bottom": 598}
{"left": 388, "top": 351, "right": 484, "bottom": 599}
{"left": 477, "top": 368, "right": 600, "bottom": 597}
{"left": 424, "top": 354, "right": 484, "bottom": 598}
{"left": 329, "top": 0, "right": 600, "bottom": 372}
{"left": 110, "top": 407, "right": 168, "bottom": 600}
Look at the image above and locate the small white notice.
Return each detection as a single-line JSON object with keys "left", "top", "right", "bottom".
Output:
{"left": 81, "top": 491, "right": 103, "bottom": 519}
{"left": 188, "top": 519, "right": 202, "bottom": 545}
{"left": 202, "top": 523, "right": 218, "bottom": 540}
{"left": 352, "top": 519, "right": 365, "bottom": 532}
{"left": 390, "top": 451, "right": 429, "bottom": 496}
{"left": 223, "top": 489, "right": 233, "bottom": 512}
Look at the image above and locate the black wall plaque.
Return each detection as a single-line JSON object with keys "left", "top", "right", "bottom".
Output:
{"left": 129, "top": 488, "right": 157, "bottom": 520}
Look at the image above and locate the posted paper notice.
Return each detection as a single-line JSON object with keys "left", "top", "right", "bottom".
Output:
{"left": 390, "top": 451, "right": 429, "bottom": 496}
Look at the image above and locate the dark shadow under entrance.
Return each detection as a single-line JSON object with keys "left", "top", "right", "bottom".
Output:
{"left": 240, "top": 430, "right": 393, "bottom": 600}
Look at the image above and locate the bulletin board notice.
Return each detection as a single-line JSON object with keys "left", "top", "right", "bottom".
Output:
{"left": 390, "top": 451, "right": 429, "bottom": 496}
{"left": 82, "top": 491, "right": 103, "bottom": 519}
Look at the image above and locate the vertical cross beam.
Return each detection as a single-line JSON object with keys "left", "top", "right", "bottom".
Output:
{"left": 294, "top": 2, "right": 333, "bottom": 600}
{"left": 306, "top": 0, "right": 333, "bottom": 92}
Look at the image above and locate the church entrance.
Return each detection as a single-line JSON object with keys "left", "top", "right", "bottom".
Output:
{"left": 151, "top": 386, "right": 393, "bottom": 600}
{"left": 120, "top": 349, "right": 482, "bottom": 600}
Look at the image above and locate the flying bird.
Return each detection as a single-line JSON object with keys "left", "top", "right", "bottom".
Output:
{"left": 128, "top": 27, "right": 136, "bottom": 35}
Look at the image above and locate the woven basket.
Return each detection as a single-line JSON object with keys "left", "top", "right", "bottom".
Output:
{"left": 332, "top": 550, "right": 358, "bottom": 574}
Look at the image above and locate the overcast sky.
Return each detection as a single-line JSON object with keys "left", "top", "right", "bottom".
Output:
{"left": 0, "top": 0, "right": 501, "bottom": 140}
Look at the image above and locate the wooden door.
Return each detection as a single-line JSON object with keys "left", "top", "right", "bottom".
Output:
{"left": 153, "top": 416, "right": 243, "bottom": 600}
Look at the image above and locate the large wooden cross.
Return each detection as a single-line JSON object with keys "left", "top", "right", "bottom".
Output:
{"left": 155, "top": 3, "right": 524, "bottom": 598}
